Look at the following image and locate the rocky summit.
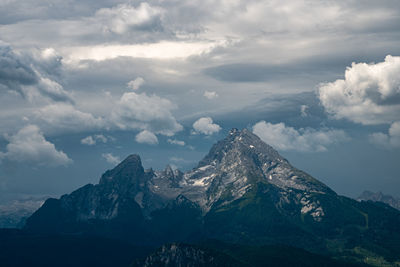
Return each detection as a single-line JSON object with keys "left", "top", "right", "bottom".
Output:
{"left": 24, "top": 129, "right": 400, "bottom": 266}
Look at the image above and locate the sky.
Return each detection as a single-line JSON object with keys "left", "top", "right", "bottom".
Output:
{"left": 0, "top": 0, "right": 400, "bottom": 203}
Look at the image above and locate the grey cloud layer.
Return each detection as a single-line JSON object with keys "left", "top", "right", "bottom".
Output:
{"left": 0, "top": 43, "right": 73, "bottom": 103}
{"left": 0, "top": 0, "right": 400, "bottom": 172}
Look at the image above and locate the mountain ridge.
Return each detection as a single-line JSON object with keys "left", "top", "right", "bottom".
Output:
{"left": 24, "top": 128, "right": 400, "bottom": 266}
{"left": 358, "top": 190, "right": 400, "bottom": 211}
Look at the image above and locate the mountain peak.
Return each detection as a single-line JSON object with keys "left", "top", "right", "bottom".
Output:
{"left": 228, "top": 127, "right": 256, "bottom": 139}
{"left": 99, "top": 154, "right": 144, "bottom": 185}
{"left": 198, "top": 128, "right": 284, "bottom": 168}
{"left": 164, "top": 164, "right": 174, "bottom": 176}
{"left": 192, "top": 128, "right": 332, "bottom": 204}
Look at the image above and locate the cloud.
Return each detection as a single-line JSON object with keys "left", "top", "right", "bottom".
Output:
{"left": 63, "top": 41, "right": 227, "bottom": 62}
{"left": 34, "top": 48, "right": 63, "bottom": 78}
{"left": 102, "top": 153, "right": 120, "bottom": 165}
{"left": 95, "top": 3, "right": 164, "bottom": 34}
{"left": 0, "top": 42, "right": 37, "bottom": 95}
{"left": 34, "top": 76, "right": 73, "bottom": 103}
{"left": 111, "top": 91, "right": 182, "bottom": 136}
{"left": 0, "top": 125, "right": 72, "bottom": 166}
{"left": 81, "top": 134, "right": 108, "bottom": 146}
{"left": 300, "top": 105, "right": 309, "bottom": 117}
{"left": 192, "top": 117, "right": 221, "bottom": 135}
{"left": 81, "top": 136, "right": 95, "bottom": 145}
{"left": 167, "top": 139, "right": 185, "bottom": 146}
{"left": 135, "top": 130, "right": 158, "bottom": 145}
{"left": 319, "top": 55, "right": 400, "bottom": 125}
{"left": 369, "top": 121, "right": 400, "bottom": 148}
{"left": 94, "top": 134, "right": 107, "bottom": 143}
{"left": 204, "top": 90, "right": 218, "bottom": 99}
{"left": 10, "top": 86, "right": 183, "bottom": 137}
{"left": 0, "top": 42, "right": 73, "bottom": 103}
{"left": 35, "top": 104, "right": 104, "bottom": 133}
{"left": 252, "top": 121, "right": 348, "bottom": 152}
{"left": 127, "top": 77, "right": 145, "bottom": 90}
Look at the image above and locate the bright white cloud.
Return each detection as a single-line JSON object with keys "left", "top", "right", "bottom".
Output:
{"left": 127, "top": 77, "right": 145, "bottom": 91}
{"left": 252, "top": 121, "right": 348, "bottom": 152}
{"left": 95, "top": 3, "right": 163, "bottom": 34}
{"left": 0, "top": 125, "right": 72, "bottom": 166}
{"left": 102, "top": 153, "right": 120, "bottom": 165}
{"left": 111, "top": 91, "right": 182, "bottom": 136}
{"left": 369, "top": 121, "right": 400, "bottom": 148}
{"left": 80, "top": 134, "right": 108, "bottom": 146}
{"left": 204, "top": 91, "right": 218, "bottom": 99}
{"left": 167, "top": 138, "right": 185, "bottom": 146}
{"left": 192, "top": 117, "right": 221, "bottom": 135}
{"left": 135, "top": 130, "right": 158, "bottom": 145}
{"left": 319, "top": 55, "right": 400, "bottom": 125}
{"left": 62, "top": 40, "right": 228, "bottom": 63}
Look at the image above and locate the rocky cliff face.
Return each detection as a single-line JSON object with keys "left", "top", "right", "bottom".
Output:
{"left": 24, "top": 129, "right": 400, "bottom": 265}
{"left": 27, "top": 129, "right": 333, "bottom": 225}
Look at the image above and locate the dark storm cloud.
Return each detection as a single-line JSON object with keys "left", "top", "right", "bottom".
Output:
{"left": 0, "top": 0, "right": 129, "bottom": 24}
{"left": 0, "top": 43, "right": 38, "bottom": 94}
{"left": 0, "top": 42, "right": 73, "bottom": 103}
{"left": 203, "top": 50, "right": 400, "bottom": 83}
{"left": 213, "top": 92, "right": 324, "bottom": 127}
{"left": 213, "top": 91, "right": 368, "bottom": 134}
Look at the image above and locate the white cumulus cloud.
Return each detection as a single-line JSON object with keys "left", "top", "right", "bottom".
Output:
{"left": 167, "top": 139, "right": 185, "bottom": 146}
{"left": 81, "top": 136, "right": 95, "bottom": 145}
{"left": 369, "top": 121, "right": 400, "bottom": 149}
{"left": 127, "top": 77, "right": 145, "bottom": 90}
{"left": 0, "top": 125, "right": 72, "bottom": 166}
{"left": 135, "top": 130, "right": 158, "bottom": 145}
{"left": 252, "top": 121, "right": 348, "bottom": 152}
{"left": 192, "top": 117, "right": 221, "bottom": 135}
{"left": 111, "top": 91, "right": 182, "bottom": 136}
{"left": 81, "top": 134, "right": 108, "bottom": 146}
{"left": 319, "top": 55, "right": 400, "bottom": 125}
{"left": 102, "top": 153, "right": 120, "bottom": 165}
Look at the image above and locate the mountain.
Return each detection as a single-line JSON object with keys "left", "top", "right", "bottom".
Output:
{"left": 24, "top": 129, "right": 400, "bottom": 266}
{"left": 358, "top": 191, "right": 400, "bottom": 211}
{"left": 0, "top": 197, "right": 46, "bottom": 228}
